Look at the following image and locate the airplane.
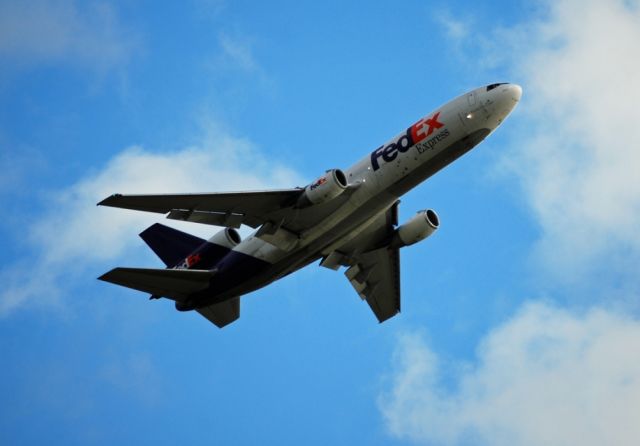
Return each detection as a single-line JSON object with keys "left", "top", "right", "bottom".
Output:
{"left": 98, "top": 83, "right": 522, "bottom": 328}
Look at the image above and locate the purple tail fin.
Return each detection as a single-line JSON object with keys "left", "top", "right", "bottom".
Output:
{"left": 139, "top": 223, "right": 205, "bottom": 267}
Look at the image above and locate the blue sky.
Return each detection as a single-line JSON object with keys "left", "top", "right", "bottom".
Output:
{"left": 2, "top": 1, "right": 640, "bottom": 445}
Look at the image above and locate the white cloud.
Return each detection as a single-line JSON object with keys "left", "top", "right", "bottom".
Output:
{"left": 499, "top": 0, "right": 640, "bottom": 281}
{"left": 0, "top": 0, "right": 138, "bottom": 74}
{"left": 380, "top": 302, "right": 640, "bottom": 446}
{"left": 0, "top": 125, "right": 304, "bottom": 315}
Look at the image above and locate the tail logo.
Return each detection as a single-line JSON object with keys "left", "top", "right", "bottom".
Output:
{"left": 174, "top": 253, "right": 202, "bottom": 269}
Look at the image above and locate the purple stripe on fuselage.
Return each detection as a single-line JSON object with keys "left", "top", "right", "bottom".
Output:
{"left": 189, "top": 250, "right": 271, "bottom": 307}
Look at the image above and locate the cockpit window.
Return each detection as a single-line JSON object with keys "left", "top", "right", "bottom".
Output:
{"left": 486, "top": 83, "right": 507, "bottom": 91}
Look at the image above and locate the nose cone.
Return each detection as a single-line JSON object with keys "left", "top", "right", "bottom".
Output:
{"left": 497, "top": 83, "right": 522, "bottom": 113}
{"left": 462, "top": 83, "right": 522, "bottom": 133}
{"left": 508, "top": 83, "right": 522, "bottom": 101}
{"left": 487, "top": 83, "right": 522, "bottom": 127}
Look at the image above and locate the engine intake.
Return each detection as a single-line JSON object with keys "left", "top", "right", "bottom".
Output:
{"left": 207, "top": 227, "right": 241, "bottom": 248}
{"left": 393, "top": 209, "right": 439, "bottom": 247}
{"left": 297, "top": 169, "right": 348, "bottom": 207}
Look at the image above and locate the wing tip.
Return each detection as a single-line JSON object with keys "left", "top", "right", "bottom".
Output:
{"left": 97, "top": 267, "right": 121, "bottom": 282}
{"left": 97, "top": 193, "right": 123, "bottom": 207}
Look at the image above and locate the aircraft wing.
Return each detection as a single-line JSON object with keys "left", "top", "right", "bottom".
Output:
{"left": 98, "top": 189, "right": 303, "bottom": 228}
{"left": 344, "top": 246, "right": 401, "bottom": 323}
{"left": 330, "top": 202, "right": 402, "bottom": 323}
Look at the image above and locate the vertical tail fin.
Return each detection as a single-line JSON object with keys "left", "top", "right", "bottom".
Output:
{"left": 139, "top": 223, "right": 206, "bottom": 267}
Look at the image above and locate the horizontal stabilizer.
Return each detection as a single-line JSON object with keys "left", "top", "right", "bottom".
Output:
{"left": 197, "top": 296, "right": 240, "bottom": 328}
{"left": 139, "top": 223, "right": 205, "bottom": 267}
{"left": 98, "top": 267, "right": 214, "bottom": 301}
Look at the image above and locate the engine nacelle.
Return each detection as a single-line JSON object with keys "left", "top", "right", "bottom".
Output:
{"left": 393, "top": 209, "right": 440, "bottom": 247}
{"left": 297, "top": 169, "right": 348, "bottom": 207}
{"left": 207, "top": 227, "right": 241, "bottom": 248}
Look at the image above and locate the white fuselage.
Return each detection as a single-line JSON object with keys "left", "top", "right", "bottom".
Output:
{"left": 221, "top": 83, "right": 521, "bottom": 297}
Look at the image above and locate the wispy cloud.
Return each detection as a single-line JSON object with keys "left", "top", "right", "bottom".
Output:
{"left": 434, "top": 11, "right": 471, "bottom": 43}
{"left": 0, "top": 123, "right": 304, "bottom": 315}
{"left": 218, "top": 32, "right": 260, "bottom": 73}
{"left": 209, "top": 31, "right": 274, "bottom": 91}
{"left": 0, "top": 0, "right": 139, "bottom": 76}
{"left": 380, "top": 302, "right": 640, "bottom": 446}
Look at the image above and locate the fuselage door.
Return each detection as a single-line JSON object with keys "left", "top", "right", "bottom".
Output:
{"left": 467, "top": 91, "right": 476, "bottom": 106}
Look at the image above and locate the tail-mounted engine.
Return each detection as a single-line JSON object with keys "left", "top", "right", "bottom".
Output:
{"left": 393, "top": 209, "right": 440, "bottom": 247}
{"left": 174, "top": 228, "right": 240, "bottom": 312}
{"left": 207, "top": 227, "right": 241, "bottom": 248}
{"left": 297, "top": 169, "right": 348, "bottom": 207}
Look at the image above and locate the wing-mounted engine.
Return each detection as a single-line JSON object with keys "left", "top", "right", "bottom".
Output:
{"left": 297, "top": 169, "right": 348, "bottom": 208}
{"left": 207, "top": 227, "right": 241, "bottom": 248}
{"left": 392, "top": 209, "right": 439, "bottom": 247}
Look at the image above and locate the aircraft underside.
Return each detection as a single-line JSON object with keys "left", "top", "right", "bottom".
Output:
{"left": 98, "top": 84, "right": 521, "bottom": 328}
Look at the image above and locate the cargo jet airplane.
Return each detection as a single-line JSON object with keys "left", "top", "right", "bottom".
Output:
{"left": 98, "top": 83, "right": 522, "bottom": 328}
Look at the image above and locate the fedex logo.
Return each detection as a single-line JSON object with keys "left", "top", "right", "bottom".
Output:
{"left": 174, "top": 253, "right": 201, "bottom": 269}
{"left": 310, "top": 176, "right": 327, "bottom": 190}
{"left": 371, "top": 112, "right": 444, "bottom": 171}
